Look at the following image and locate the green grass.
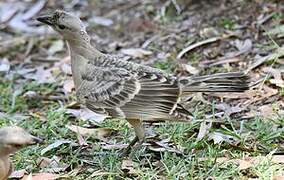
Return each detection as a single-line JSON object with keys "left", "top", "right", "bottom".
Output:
{"left": 1, "top": 78, "right": 283, "bottom": 179}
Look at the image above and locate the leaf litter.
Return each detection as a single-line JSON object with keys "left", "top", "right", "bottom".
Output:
{"left": 0, "top": 0, "right": 283, "bottom": 179}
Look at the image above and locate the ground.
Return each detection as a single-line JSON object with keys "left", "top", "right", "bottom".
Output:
{"left": 0, "top": 0, "right": 283, "bottom": 179}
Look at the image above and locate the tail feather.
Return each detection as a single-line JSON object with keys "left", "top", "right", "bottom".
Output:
{"left": 180, "top": 72, "right": 249, "bottom": 92}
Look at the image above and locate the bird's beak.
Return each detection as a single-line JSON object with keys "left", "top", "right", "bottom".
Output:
{"left": 37, "top": 15, "right": 53, "bottom": 26}
{"left": 29, "top": 135, "right": 43, "bottom": 145}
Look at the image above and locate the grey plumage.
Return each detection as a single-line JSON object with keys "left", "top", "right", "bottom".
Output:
{"left": 37, "top": 10, "right": 249, "bottom": 155}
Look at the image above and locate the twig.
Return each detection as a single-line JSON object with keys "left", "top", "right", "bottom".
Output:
{"left": 177, "top": 34, "right": 234, "bottom": 59}
{"left": 201, "top": 57, "right": 242, "bottom": 67}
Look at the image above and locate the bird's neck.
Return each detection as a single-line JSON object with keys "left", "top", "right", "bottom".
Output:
{"left": 66, "top": 34, "right": 103, "bottom": 89}
{"left": 66, "top": 30, "right": 105, "bottom": 89}
{"left": 66, "top": 30, "right": 103, "bottom": 58}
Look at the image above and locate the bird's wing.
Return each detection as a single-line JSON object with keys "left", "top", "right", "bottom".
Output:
{"left": 120, "top": 72, "right": 192, "bottom": 121}
{"left": 77, "top": 64, "right": 140, "bottom": 110}
{"left": 77, "top": 62, "right": 191, "bottom": 120}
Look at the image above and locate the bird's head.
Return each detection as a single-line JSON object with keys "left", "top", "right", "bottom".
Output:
{"left": 37, "top": 10, "right": 88, "bottom": 42}
{"left": 0, "top": 126, "right": 42, "bottom": 156}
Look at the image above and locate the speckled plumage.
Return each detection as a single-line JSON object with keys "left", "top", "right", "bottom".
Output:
{"left": 38, "top": 10, "right": 249, "bottom": 154}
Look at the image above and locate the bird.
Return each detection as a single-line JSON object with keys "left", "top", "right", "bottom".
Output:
{"left": 0, "top": 126, "right": 42, "bottom": 180}
{"left": 37, "top": 10, "right": 249, "bottom": 155}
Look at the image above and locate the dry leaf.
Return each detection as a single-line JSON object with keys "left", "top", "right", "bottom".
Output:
{"left": 147, "top": 138, "right": 183, "bottom": 154}
{"left": 66, "top": 125, "right": 115, "bottom": 141}
{"left": 121, "top": 159, "right": 138, "bottom": 175}
{"left": 22, "top": 173, "right": 58, "bottom": 180}
{"left": 90, "top": 170, "right": 117, "bottom": 177}
{"left": 41, "top": 140, "right": 73, "bottom": 155}
{"left": 262, "top": 67, "right": 284, "bottom": 88}
{"left": 208, "top": 132, "right": 240, "bottom": 145}
{"left": 273, "top": 176, "right": 284, "bottom": 180}
{"left": 258, "top": 104, "right": 275, "bottom": 118}
{"left": 196, "top": 121, "right": 212, "bottom": 141}
{"left": 121, "top": 48, "right": 153, "bottom": 58}
{"left": 89, "top": 16, "right": 113, "bottom": 27}
{"left": 10, "top": 169, "right": 27, "bottom": 179}
{"left": 63, "top": 78, "right": 75, "bottom": 93}
{"left": 180, "top": 64, "right": 200, "bottom": 75}
{"left": 66, "top": 108, "right": 107, "bottom": 123}
{"left": 38, "top": 156, "right": 68, "bottom": 173}
{"left": 100, "top": 143, "right": 128, "bottom": 150}
{"left": 207, "top": 155, "right": 284, "bottom": 170}
{"left": 216, "top": 103, "right": 244, "bottom": 116}
{"left": 0, "top": 58, "right": 10, "bottom": 73}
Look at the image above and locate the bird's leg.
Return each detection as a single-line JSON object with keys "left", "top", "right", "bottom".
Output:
{"left": 121, "top": 119, "right": 145, "bottom": 157}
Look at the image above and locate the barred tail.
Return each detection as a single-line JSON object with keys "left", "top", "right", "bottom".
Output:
{"left": 180, "top": 72, "right": 250, "bottom": 92}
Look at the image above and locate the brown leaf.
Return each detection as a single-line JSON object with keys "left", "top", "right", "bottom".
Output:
{"left": 63, "top": 78, "right": 75, "bottom": 93}
{"left": 179, "top": 64, "right": 200, "bottom": 75}
{"left": 0, "top": 58, "right": 10, "bottom": 73}
{"left": 121, "top": 159, "right": 138, "bottom": 175}
{"left": 262, "top": 67, "right": 284, "bottom": 88}
{"left": 41, "top": 140, "right": 74, "bottom": 155}
{"left": 66, "top": 125, "right": 115, "bottom": 141}
{"left": 258, "top": 104, "right": 275, "bottom": 118}
{"left": 90, "top": 170, "right": 117, "bottom": 177}
{"left": 100, "top": 143, "right": 128, "bottom": 150}
{"left": 66, "top": 108, "right": 107, "bottom": 123}
{"left": 197, "top": 121, "right": 212, "bottom": 141}
{"left": 38, "top": 156, "right": 68, "bottom": 173}
{"left": 22, "top": 173, "right": 58, "bottom": 180}
{"left": 147, "top": 138, "right": 183, "bottom": 154}
{"left": 10, "top": 169, "right": 27, "bottom": 179}
{"left": 206, "top": 155, "right": 284, "bottom": 170}
{"left": 121, "top": 48, "right": 153, "bottom": 58}
{"left": 208, "top": 132, "right": 240, "bottom": 145}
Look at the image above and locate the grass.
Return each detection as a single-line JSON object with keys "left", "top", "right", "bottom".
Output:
{"left": 1, "top": 77, "right": 283, "bottom": 179}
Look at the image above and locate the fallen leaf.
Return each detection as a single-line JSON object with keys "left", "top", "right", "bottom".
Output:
{"left": 121, "top": 159, "right": 138, "bottom": 175}
{"left": 22, "top": 173, "right": 58, "bottom": 180}
{"left": 265, "top": 25, "right": 284, "bottom": 38}
{"left": 196, "top": 121, "right": 212, "bottom": 141}
{"left": 66, "top": 107, "right": 107, "bottom": 123}
{"left": 147, "top": 138, "right": 183, "bottom": 154}
{"left": 22, "top": 66, "right": 56, "bottom": 84}
{"left": 258, "top": 104, "right": 275, "bottom": 118}
{"left": 0, "top": 58, "right": 10, "bottom": 73}
{"left": 41, "top": 140, "right": 73, "bottom": 155}
{"left": 273, "top": 176, "right": 284, "bottom": 180}
{"left": 203, "top": 155, "right": 284, "bottom": 170}
{"left": 234, "top": 39, "right": 252, "bottom": 55}
{"left": 216, "top": 103, "right": 244, "bottom": 116}
{"left": 127, "top": 18, "right": 156, "bottom": 32}
{"left": 63, "top": 78, "right": 75, "bottom": 93}
{"left": 179, "top": 64, "right": 200, "bottom": 75}
{"left": 90, "top": 170, "right": 118, "bottom": 177}
{"left": 89, "top": 16, "right": 113, "bottom": 27}
{"left": 262, "top": 67, "right": 284, "bottom": 88}
{"left": 121, "top": 48, "right": 153, "bottom": 58}
{"left": 208, "top": 132, "right": 240, "bottom": 145}
{"left": 66, "top": 125, "right": 115, "bottom": 141}
{"left": 9, "top": 169, "right": 27, "bottom": 179}
{"left": 100, "top": 143, "right": 128, "bottom": 150}
{"left": 23, "top": 91, "right": 39, "bottom": 99}
{"left": 38, "top": 156, "right": 68, "bottom": 173}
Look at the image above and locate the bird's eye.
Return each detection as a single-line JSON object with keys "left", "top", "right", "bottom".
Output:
{"left": 58, "top": 24, "right": 66, "bottom": 30}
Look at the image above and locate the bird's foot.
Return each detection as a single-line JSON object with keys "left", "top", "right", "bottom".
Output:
{"left": 120, "top": 136, "right": 145, "bottom": 158}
